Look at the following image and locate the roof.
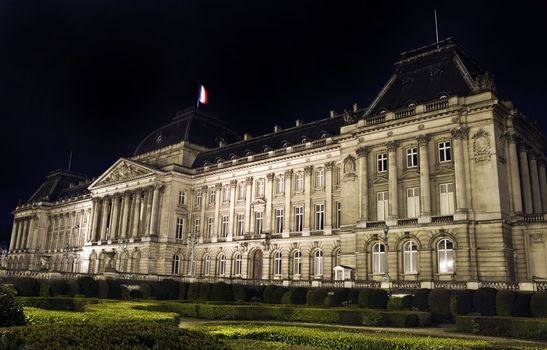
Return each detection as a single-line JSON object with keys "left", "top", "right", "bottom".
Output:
{"left": 133, "top": 107, "right": 241, "bottom": 156}
{"left": 27, "top": 169, "right": 91, "bottom": 204}
{"left": 365, "top": 38, "right": 484, "bottom": 116}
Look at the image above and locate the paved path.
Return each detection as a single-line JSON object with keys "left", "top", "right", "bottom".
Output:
{"left": 179, "top": 318, "right": 547, "bottom": 348}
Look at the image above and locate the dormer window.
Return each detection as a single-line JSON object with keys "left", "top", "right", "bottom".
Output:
{"left": 245, "top": 150, "right": 253, "bottom": 157}
{"left": 203, "top": 161, "right": 210, "bottom": 167}
{"left": 215, "top": 158, "right": 224, "bottom": 164}
{"left": 281, "top": 141, "right": 290, "bottom": 148}
{"left": 263, "top": 146, "right": 271, "bottom": 152}
{"left": 439, "top": 94, "right": 448, "bottom": 100}
{"left": 379, "top": 109, "right": 387, "bottom": 114}
{"left": 230, "top": 154, "right": 238, "bottom": 160}
{"left": 407, "top": 102, "right": 416, "bottom": 107}
{"left": 301, "top": 137, "right": 308, "bottom": 144}
{"left": 319, "top": 131, "right": 328, "bottom": 139}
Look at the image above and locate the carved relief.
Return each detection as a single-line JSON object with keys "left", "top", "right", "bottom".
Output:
{"left": 97, "top": 161, "right": 151, "bottom": 186}
{"left": 343, "top": 155, "right": 356, "bottom": 174}
{"left": 472, "top": 129, "right": 492, "bottom": 163}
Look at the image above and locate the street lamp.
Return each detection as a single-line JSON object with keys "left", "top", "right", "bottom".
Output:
{"left": 382, "top": 224, "right": 390, "bottom": 283}
{"left": 188, "top": 231, "right": 200, "bottom": 277}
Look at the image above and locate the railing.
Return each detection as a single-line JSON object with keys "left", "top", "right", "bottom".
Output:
{"left": 425, "top": 99, "right": 449, "bottom": 112}
{"left": 292, "top": 144, "right": 306, "bottom": 152}
{"left": 288, "top": 280, "right": 311, "bottom": 287}
{"left": 321, "top": 280, "right": 344, "bottom": 288}
{"left": 431, "top": 215, "right": 454, "bottom": 224}
{"left": 254, "top": 153, "right": 268, "bottom": 161}
{"left": 312, "top": 139, "right": 326, "bottom": 147}
{"left": 524, "top": 214, "right": 544, "bottom": 222}
{"left": 354, "top": 280, "right": 381, "bottom": 289}
{"left": 365, "top": 221, "right": 386, "bottom": 228}
{"left": 366, "top": 115, "right": 385, "bottom": 126}
{"left": 391, "top": 280, "right": 421, "bottom": 289}
{"left": 274, "top": 149, "right": 287, "bottom": 156}
{"left": 479, "top": 281, "right": 520, "bottom": 290}
{"left": 394, "top": 106, "right": 416, "bottom": 119}
{"left": 536, "top": 280, "right": 547, "bottom": 291}
{"left": 398, "top": 218, "right": 418, "bottom": 226}
{"left": 433, "top": 280, "right": 467, "bottom": 290}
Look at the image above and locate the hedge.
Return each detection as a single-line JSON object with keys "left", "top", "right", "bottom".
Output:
{"left": 129, "top": 289, "right": 143, "bottom": 299}
{"left": 450, "top": 290, "right": 474, "bottom": 316}
{"left": 428, "top": 288, "right": 451, "bottom": 321}
{"left": 198, "top": 282, "right": 212, "bottom": 301}
{"left": 231, "top": 284, "right": 247, "bottom": 302}
{"left": 186, "top": 282, "right": 201, "bottom": 301}
{"left": 97, "top": 280, "right": 109, "bottom": 299}
{"left": 456, "top": 315, "right": 547, "bottom": 340}
{"left": 17, "top": 297, "right": 99, "bottom": 311}
{"left": 210, "top": 282, "right": 232, "bottom": 302}
{"left": 369, "top": 289, "right": 388, "bottom": 309}
{"left": 77, "top": 277, "right": 98, "bottom": 298}
{"left": 270, "top": 286, "right": 289, "bottom": 304}
{"left": 412, "top": 288, "right": 430, "bottom": 311}
{"left": 49, "top": 280, "right": 69, "bottom": 296}
{"left": 530, "top": 291, "right": 547, "bottom": 318}
{"left": 262, "top": 285, "right": 278, "bottom": 303}
{"left": 281, "top": 288, "right": 308, "bottom": 305}
{"left": 13, "top": 278, "right": 40, "bottom": 297}
{"left": 357, "top": 289, "right": 373, "bottom": 308}
{"left": 495, "top": 290, "right": 515, "bottom": 317}
{"left": 307, "top": 288, "right": 329, "bottom": 306}
{"left": 0, "top": 285, "right": 25, "bottom": 327}
{"left": 387, "top": 295, "right": 412, "bottom": 310}
{"left": 178, "top": 282, "right": 188, "bottom": 300}
{"left": 512, "top": 292, "right": 532, "bottom": 317}
{"left": 324, "top": 289, "right": 349, "bottom": 307}
{"left": 0, "top": 321, "right": 229, "bottom": 350}
{"left": 473, "top": 287, "right": 497, "bottom": 316}
{"left": 107, "top": 279, "right": 122, "bottom": 299}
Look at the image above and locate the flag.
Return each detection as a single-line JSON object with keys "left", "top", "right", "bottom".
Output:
{"left": 198, "top": 85, "right": 208, "bottom": 105}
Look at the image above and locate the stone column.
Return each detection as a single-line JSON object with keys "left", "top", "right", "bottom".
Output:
{"left": 15, "top": 219, "right": 25, "bottom": 250}
{"left": 199, "top": 186, "right": 207, "bottom": 241}
{"left": 418, "top": 135, "right": 432, "bottom": 223}
{"left": 22, "top": 219, "right": 30, "bottom": 250}
{"left": 131, "top": 190, "right": 142, "bottom": 238}
{"left": 387, "top": 141, "right": 399, "bottom": 221}
{"left": 283, "top": 170, "right": 293, "bottom": 238}
{"left": 265, "top": 173, "right": 275, "bottom": 233}
{"left": 142, "top": 188, "right": 153, "bottom": 236}
{"left": 120, "top": 192, "right": 131, "bottom": 239}
{"left": 303, "top": 165, "right": 313, "bottom": 235}
{"left": 518, "top": 144, "right": 533, "bottom": 214}
{"left": 148, "top": 184, "right": 162, "bottom": 236}
{"left": 529, "top": 152, "right": 542, "bottom": 214}
{"left": 538, "top": 158, "right": 547, "bottom": 212}
{"left": 228, "top": 180, "right": 237, "bottom": 240}
{"left": 356, "top": 147, "right": 369, "bottom": 221}
{"left": 213, "top": 183, "right": 222, "bottom": 241}
{"left": 506, "top": 133, "right": 523, "bottom": 215}
{"left": 9, "top": 220, "right": 18, "bottom": 251}
{"left": 452, "top": 127, "right": 469, "bottom": 212}
{"left": 89, "top": 198, "right": 100, "bottom": 242}
{"left": 99, "top": 197, "right": 110, "bottom": 241}
{"left": 109, "top": 195, "right": 121, "bottom": 240}
{"left": 245, "top": 177, "right": 253, "bottom": 234}
{"left": 324, "top": 161, "right": 335, "bottom": 234}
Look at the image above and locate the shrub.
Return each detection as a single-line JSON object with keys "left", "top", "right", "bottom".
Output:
{"left": 401, "top": 295, "right": 413, "bottom": 309}
{"left": 129, "top": 289, "right": 143, "bottom": 299}
{"left": 473, "top": 287, "right": 497, "bottom": 316}
{"left": 512, "top": 292, "right": 532, "bottom": 317}
{"left": 245, "top": 286, "right": 262, "bottom": 302}
{"left": 38, "top": 283, "right": 51, "bottom": 297}
{"left": 306, "top": 288, "right": 329, "bottom": 306}
{"left": 369, "top": 289, "right": 388, "bottom": 309}
{"left": 120, "top": 285, "right": 130, "bottom": 300}
{"left": 531, "top": 291, "right": 547, "bottom": 318}
{"left": 97, "top": 280, "right": 109, "bottom": 299}
{"left": 0, "top": 285, "right": 25, "bottom": 327}
{"left": 178, "top": 282, "right": 188, "bottom": 300}
{"left": 281, "top": 288, "right": 307, "bottom": 305}
{"left": 357, "top": 289, "right": 373, "bottom": 308}
{"left": 232, "top": 284, "right": 247, "bottom": 302}
{"left": 262, "top": 285, "right": 278, "bottom": 304}
{"left": 66, "top": 279, "right": 79, "bottom": 297}
{"left": 387, "top": 297, "right": 403, "bottom": 310}
{"left": 347, "top": 289, "right": 359, "bottom": 305}
{"left": 161, "top": 279, "right": 180, "bottom": 300}
{"left": 13, "top": 278, "right": 40, "bottom": 296}
{"left": 412, "top": 288, "right": 430, "bottom": 311}
{"left": 107, "top": 279, "right": 122, "bottom": 299}
{"left": 17, "top": 296, "right": 99, "bottom": 311}
{"left": 450, "top": 290, "right": 474, "bottom": 316}
{"left": 139, "top": 282, "right": 152, "bottom": 298}
{"left": 198, "top": 282, "right": 212, "bottom": 301}
{"left": 271, "top": 287, "right": 289, "bottom": 304}
{"left": 77, "top": 277, "right": 98, "bottom": 298}
{"left": 456, "top": 315, "right": 547, "bottom": 340}
{"left": 186, "top": 283, "right": 201, "bottom": 301}
{"left": 324, "top": 289, "right": 349, "bottom": 307}
{"left": 428, "top": 288, "right": 451, "bottom": 321}
{"left": 210, "top": 282, "right": 233, "bottom": 302}
{"left": 495, "top": 290, "right": 515, "bottom": 317}
{"left": 49, "top": 280, "right": 68, "bottom": 296}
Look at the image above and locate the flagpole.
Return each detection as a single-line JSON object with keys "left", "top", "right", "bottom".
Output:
{"left": 196, "top": 82, "right": 201, "bottom": 110}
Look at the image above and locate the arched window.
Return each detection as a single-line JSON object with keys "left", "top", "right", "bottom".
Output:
{"left": 313, "top": 250, "right": 323, "bottom": 276}
{"left": 97, "top": 253, "right": 105, "bottom": 273}
{"left": 292, "top": 250, "right": 302, "bottom": 276}
{"left": 372, "top": 243, "right": 385, "bottom": 274}
{"left": 131, "top": 250, "right": 141, "bottom": 273}
{"left": 88, "top": 252, "right": 97, "bottom": 274}
{"left": 273, "top": 251, "right": 282, "bottom": 276}
{"left": 233, "top": 253, "right": 242, "bottom": 276}
{"left": 203, "top": 255, "right": 211, "bottom": 276}
{"left": 218, "top": 254, "right": 226, "bottom": 276}
{"left": 172, "top": 255, "right": 181, "bottom": 274}
{"left": 437, "top": 239, "right": 454, "bottom": 273}
{"left": 403, "top": 241, "right": 418, "bottom": 274}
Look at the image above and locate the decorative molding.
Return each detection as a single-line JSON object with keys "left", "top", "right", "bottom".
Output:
{"left": 284, "top": 169, "right": 293, "bottom": 177}
{"left": 95, "top": 161, "right": 152, "bottom": 187}
{"left": 451, "top": 127, "right": 469, "bottom": 140}
{"left": 324, "top": 161, "right": 335, "bottom": 170}
{"left": 386, "top": 141, "right": 399, "bottom": 152}
{"left": 355, "top": 147, "right": 370, "bottom": 158}
{"left": 417, "top": 135, "right": 431, "bottom": 146}
{"left": 245, "top": 176, "right": 254, "bottom": 185}
{"left": 472, "top": 129, "right": 492, "bottom": 163}
{"left": 304, "top": 165, "right": 314, "bottom": 175}
{"left": 343, "top": 155, "right": 356, "bottom": 174}
{"left": 230, "top": 179, "right": 238, "bottom": 187}
{"left": 266, "top": 172, "right": 275, "bottom": 181}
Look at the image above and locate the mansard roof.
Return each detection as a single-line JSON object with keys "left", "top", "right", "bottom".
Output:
{"left": 133, "top": 107, "right": 241, "bottom": 156}
{"left": 26, "top": 169, "right": 91, "bottom": 204}
{"left": 365, "top": 38, "right": 484, "bottom": 116}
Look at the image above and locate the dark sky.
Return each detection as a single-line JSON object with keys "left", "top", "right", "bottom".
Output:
{"left": 1, "top": 1, "right": 546, "bottom": 245}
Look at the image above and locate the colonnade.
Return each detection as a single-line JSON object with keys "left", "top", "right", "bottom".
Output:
{"left": 9, "top": 216, "right": 32, "bottom": 252}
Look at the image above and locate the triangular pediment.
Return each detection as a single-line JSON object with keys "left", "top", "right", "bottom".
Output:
{"left": 400, "top": 170, "right": 420, "bottom": 180}
{"left": 90, "top": 158, "right": 158, "bottom": 189}
{"left": 435, "top": 164, "right": 455, "bottom": 176}
{"left": 372, "top": 175, "right": 388, "bottom": 185}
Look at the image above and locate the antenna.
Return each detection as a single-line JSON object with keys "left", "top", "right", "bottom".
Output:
{"left": 68, "top": 150, "right": 72, "bottom": 172}
{"left": 434, "top": 10, "right": 439, "bottom": 45}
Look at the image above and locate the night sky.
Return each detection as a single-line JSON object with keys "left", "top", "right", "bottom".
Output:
{"left": 1, "top": 1, "right": 546, "bottom": 246}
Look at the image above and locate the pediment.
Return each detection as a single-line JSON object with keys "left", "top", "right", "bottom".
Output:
{"left": 400, "top": 170, "right": 420, "bottom": 180}
{"left": 435, "top": 164, "right": 455, "bottom": 176}
{"left": 250, "top": 198, "right": 267, "bottom": 209}
{"left": 372, "top": 175, "right": 388, "bottom": 185}
{"left": 90, "top": 158, "right": 157, "bottom": 189}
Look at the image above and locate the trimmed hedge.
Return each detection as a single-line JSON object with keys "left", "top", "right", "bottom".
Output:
{"left": 0, "top": 285, "right": 25, "bottom": 327}
{"left": 357, "top": 289, "right": 373, "bottom": 308}
{"left": 387, "top": 295, "right": 412, "bottom": 310}
{"left": 49, "top": 280, "right": 68, "bottom": 296}
{"left": 129, "top": 289, "right": 143, "bottom": 299}
{"left": 262, "top": 285, "right": 278, "bottom": 304}
{"left": 17, "top": 296, "right": 99, "bottom": 311}
{"left": 198, "top": 282, "right": 212, "bottom": 301}
{"left": 325, "top": 289, "right": 349, "bottom": 307}
{"left": 281, "top": 288, "right": 308, "bottom": 305}
{"left": 495, "top": 290, "right": 515, "bottom": 317}
{"left": 107, "top": 279, "right": 122, "bottom": 299}
{"left": 456, "top": 315, "right": 547, "bottom": 340}
{"left": 531, "top": 291, "right": 547, "bottom": 318}
{"left": 210, "top": 282, "right": 233, "bottom": 302}
{"left": 178, "top": 282, "right": 188, "bottom": 300}
{"left": 473, "top": 287, "right": 497, "bottom": 316}
{"left": 77, "top": 277, "right": 98, "bottom": 298}
{"left": 307, "top": 288, "right": 329, "bottom": 306}
{"left": 512, "top": 292, "right": 532, "bottom": 317}
{"left": 231, "top": 284, "right": 247, "bottom": 302}
{"left": 369, "top": 289, "right": 388, "bottom": 309}
{"left": 450, "top": 290, "right": 474, "bottom": 316}
{"left": 13, "top": 278, "right": 40, "bottom": 297}
{"left": 97, "top": 280, "right": 109, "bottom": 299}
{"left": 271, "top": 286, "right": 289, "bottom": 304}
{"left": 412, "top": 288, "right": 430, "bottom": 311}
{"left": 428, "top": 288, "right": 451, "bottom": 321}
{"left": 186, "top": 282, "right": 201, "bottom": 301}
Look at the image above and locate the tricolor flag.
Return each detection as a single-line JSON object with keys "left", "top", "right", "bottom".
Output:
{"left": 197, "top": 85, "right": 208, "bottom": 107}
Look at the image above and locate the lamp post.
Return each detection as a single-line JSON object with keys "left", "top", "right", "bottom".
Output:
{"left": 382, "top": 224, "right": 390, "bottom": 283}
{"left": 188, "top": 231, "right": 200, "bottom": 277}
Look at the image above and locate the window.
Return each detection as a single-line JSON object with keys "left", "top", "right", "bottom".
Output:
{"left": 190, "top": 255, "right": 196, "bottom": 275}
{"left": 403, "top": 241, "right": 418, "bottom": 273}
{"left": 256, "top": 179, "right": 265, "bottom": 197}
{"left": 203, "top": 255, "right": 211, "bottom": 275}
{"left": 273, "top": 251, "right": 282, "bottom": 276}
{"left": 223, "top": 186, "right": 230, "bottom": 201}
{"left": 333, "top": 248, "right": 341, "bottom": 267}
{"left": 406, "top": 147, "right": 418, "bottom": 168}
{"left": 238, "top": 183, "right": 246, "bottom": 200}
{"left": 178, "top": 191, "right": 186, "bottom": 205}
{"left": 372, "top": 243, "right": 385, "bottom": 274}
{"left": 376, "top": 191, "right": 388, "bottom": 220}
{"left": 295, "top": 172, "right": 304, "bottom": 191}
{"left": 335, "top": 201, "right": 341, "bottom": 229}
{"left": 193, "top": 219, "right": 200, "bottom": 235}
{"left": 236, "top": 214, "right": 245, "bottom": 235}
{"left": 335, "top": 167, "right": 341, "bottom": 187}
{"left": 315, "top": 168, "right": 325, "bottom": 188}
{"left": 437, "top": 239, "right": 454, "bottom": 273}
{"left": 208, "top": 188, "right": 215, "bottom": 204}
{"left": 294, "top": 206, "right": 303, "bottom": 232}
{"left": 196, "top": 191, "right": 202, "bottom": 206}
{"left": 314, "top": 203, "right": 325, "bottom": 230}
{"left": 175, "top": 217, "right": 185, "bottom": 240}
{"left": 255, "top": 211, "right": 263, "bottom": 234}
{"left": 206, "top": 217, "right": 214, "bottom": 238}
{"left": 313, "top": 250, "right": 323, "bottom": 276}
{"left": 293, "top": 250, "right": 302, "bottom": 275}
{"left": 171, "top": 255, "right": 180, "bottom": 274}
{"left": 438, "top": 141, "right": 451, "bottom": 162}
{"left": 221, "top": 215, "right": 229, "bottom": 237}
{"left": 440, "top": 183, "right": 455, "bottom": 215}
{"left": 407, "top": 187, "right": 420, "bottom": 218}
{"left": 377, "top": 153, "right": 387, "bottom": 173}
{"left": 218, "top": 254, "right": 226, "bottom": 275}
{"left": 275, "top": 208, "right": 284, "bottom": 233}
{"left": 234, "top": 253, "right": 242, "bottom": 275}
{"left": 276, "top": 176, "right": 285, "bottom": 193}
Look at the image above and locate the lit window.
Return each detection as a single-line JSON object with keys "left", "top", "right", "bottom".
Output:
{"left": 236, "top": 214, "right": 245, "bottom": 235}
{"left": 406, "top": 187, "right": 420, "bottom": 218}
{"left": 223, "top": 186, "right": 230, "bottom": 201}
{"left": 276, "top": 176, "right": 285, "bottom": 193}
{"left": 293, "top": 250, "right": 302, "bottom": 275}
{"left": 377, "top": 153, "right": 387, "bottom": 173}
{"left": 437, "top": 239, "right": 454, "bottom": 273}
{"left": 314, "top": 203, "right": 325, "bottom": 230}
{"left": 376, "top": 191, "right": 388, "bottom": 221}
{"left": 255, "top": 211, "right": 263, "bottom": 234}
{"left": 439, "top": 183, "right": 455, "bottom": 215}
{"left": 313, "top": 250, "right": 323, "bottom": 276}
{"left": 372, "top": 243, "right": 385, "bottom": 274}
{"left": 315, "top": 168, "right": 325, "bottom": 188}
{"left": 438, "top": 141, "right": 451, "bottom": 162}
{"left": 221, "top": 215, "right": 229, "bottom": 237}
{"left": 295, "top": 172, "right": 304, "bottom": 191}
{"left": 275, "top": 208, "right": 284, "bottom": 233}
{"left": 238, "top": 183, "right": 246, "bottom": 200}
{"left": 406, "top": 147, "right": 418, "bottom": 168}
{"left": 273, "top": 251, "right": 282, "bottom": 276}
{"left": 403, "top": 241, "right": 418, "bottom": 273}
{"left": 175, "top": 217, "right": 185, "bottom": 240}
{"left": 178, "top": 191, "right": 186, "bottom": 205}
{"left": 294, "top": 206, "right": 303, "bottom": 232}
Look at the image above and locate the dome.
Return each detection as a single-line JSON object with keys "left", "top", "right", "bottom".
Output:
{"left": 133, "top": 107, "right": 241, "bottom": 156}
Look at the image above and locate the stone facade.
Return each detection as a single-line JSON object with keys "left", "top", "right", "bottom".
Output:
{"left": 4, "top": 39, "right": 547, "bottom": 291}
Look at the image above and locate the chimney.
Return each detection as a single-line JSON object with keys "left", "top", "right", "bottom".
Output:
{"left": 243, "top": 133, "right": 252, "bottom": 141}
{"left": 353, "top": 103, "right": 359, "bottom": 112}
{"left": 274, "top": 125, "right": 282, "bottom": 133}
{"left": 295, "top": 119, "right": 303, "bottom": 127}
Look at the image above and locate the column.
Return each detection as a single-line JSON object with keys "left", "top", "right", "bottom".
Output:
{"left": 109, "top": 195, "right": 121, "bottom": 239}
{"left": 15, "top": 219, "right": 24, "bottom": 250}
{"left": 199, "top": 185, "right": 207, "bottom": 241}
{"left": 324, "top": 161, "right": 335, "bottom": 234}
{"left": 99, "top": 197, "right": 110, "bottom": 241}
{"left": 283, "top": 170, "right": 293, "bottom": 238}
{"left": 518, "top": 144, "right": 533, "bottom": 214}
{"left": 418, "top": 135, "right": 432, "bottom": 222}
{"left": 538, "top": 158, "right": 547, "bottom": 212}
{"left": 148, "top": 184, "right": 162, "bottom": 236}
{"left": 506, "top": 133, "right": 523, "bottom": 215}
{"left": 120, "top": 192, "right": 131, "bottom": 238}
{"left": 245, "top": 177, "right": 253, "bottom": 234}
{"left": 265, "top": 173, "right": 275, "bottom": 233}
{"left": 387, "top": 141, "right": 399, "bottom": 221}
{"left": 131, "top": 190, "right": 142, "bottom": 238}
{"left": 89, "top": 198, "right": 100, "bottom": 242}
{"left": 213, "top": 183, "right": 222, "bottom": 241}
{"left": 356, "top": 147, "right": 369, "bottom": 221}
{"left": 142, "top": 188, "right": 153, "bottom": 236}
{"left": 25, "top": 216, "right": 35, "bottom": 250}
{"left": 529, "top": 152, "right": 542, "bottom": 214}
{"left": 9, "top": 220, "right": 18, "bottom": 251}
{"left": 303, "top": 165, "right": 313, "bottom": 235}
{"left": 228, "top": 180, "right": 237, "bottom": 240}
{"left": 452, "top": 127, "right": 469, "bottom": 212}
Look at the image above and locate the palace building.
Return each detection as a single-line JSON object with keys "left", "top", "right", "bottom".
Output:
{"left": 3, "top": 38, "right": 547, "bottom": 291}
